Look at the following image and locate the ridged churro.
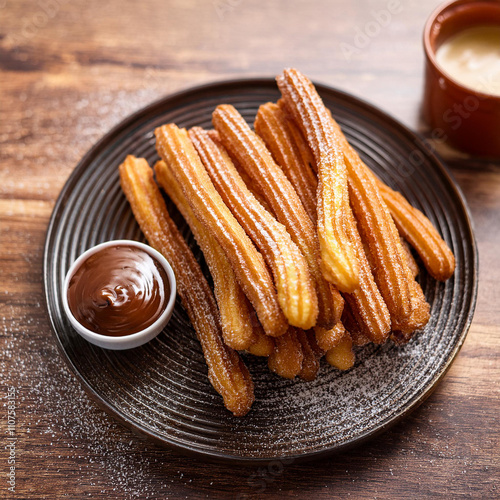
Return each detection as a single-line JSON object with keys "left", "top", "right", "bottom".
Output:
{"left": 297, "top": 329, "right": 321, "bottom": 381}
{"left": 255, "top": 102, "right": 318, "bottom": 224}
{"left": 391, "top": 237, "right": 431, "bottom": 343}
{"left": 155, "top": 160, "right": 257, "bottom": 351}
{"left": 328, "top": 114, "right": 412, "bottom": 325}
{"left": 213, "top": 104, "right": 342, "bottom": 329}
{"left": 268, "top": 327, "right": 304, "bottom": 379}
{"left": 155, "top": 124, "right": 288, "bottom": 338}
{"left": 376, "top": 179, "right": 455, "bottom": 281}
{"left": 343, "top": 206, "right": 391, "bottom": 344}
{"left": 119, "top": 155, "right": 254, "bottom": 416}
{"left": 276, "top": 68, "right": 359, "bottom": 293}
{"left": 325, "top": 334, "right": 356, "bottom": 371}
{"left": 314, "top": 321, "right": 346, "bottom": 351}
{"left": 189, "top": 126, "right": 319, "bottom": 330}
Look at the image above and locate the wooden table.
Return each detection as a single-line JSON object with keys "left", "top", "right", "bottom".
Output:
{"left": 1, "top": 0, "right": 498, "bottom": 497}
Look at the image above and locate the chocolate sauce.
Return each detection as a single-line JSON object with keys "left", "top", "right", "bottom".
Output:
{"left": 67, "top": 245, "right": 169, "bottom": 336}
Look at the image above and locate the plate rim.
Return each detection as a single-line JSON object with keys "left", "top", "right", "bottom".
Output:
{"left": 43, "top": 77, "right": 479, "bottom": 464}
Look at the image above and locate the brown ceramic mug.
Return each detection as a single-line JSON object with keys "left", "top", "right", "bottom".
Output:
{"left": 423, "top": 0, "right": 500, "bottom": 157}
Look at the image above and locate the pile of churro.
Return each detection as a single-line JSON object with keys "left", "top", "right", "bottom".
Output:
{"left": 119, "top": 69, "right": 455, "bottom": 416}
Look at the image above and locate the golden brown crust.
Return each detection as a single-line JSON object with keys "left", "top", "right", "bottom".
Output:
{"left": 342, "top": 206, "right": 391, "bottom": 344}
{"left": 189, "top": 126, "right": 319, "bottom": 330}
{"left": 276, "top": 68, "right": 359, "bottom": 293}
{"left": 119, "top": 155, "right": 254, "bottom": 416}
{"left": 268, "top": 327, "right": 304, "bottom": 379}
{"left": 325, "top": 333, "right": 356, "bottom": 371}
{"left": 400, "top": 237, "right": 420, "bottom": 278}
{"left": 255, "top": 102, "right": 318, "bottom": 224}
{"left": 327, "top": 115, "right": 413, "bottom": 325}
{"left": 390, "top": 238, "right": 431, "bottom": 343}
{"left": 297, "top": 329, "right": 321, "bottom": 381}
{"left": 212, "top": 104, "right": 342, "bottom": 329}
{"left": 376, "top": 179, "right": 456, "bottom": 281}
{"left": 155, "top": 124, "right": 288, "bottom": 338}
{"left": 154, "top": 160, "right": 257, "bottom": 351}
{"left": 245, "top": 321, "right": 275, "bottom": 357}
{"left": 313, "top": 321, "right": 346, "bottom": 351}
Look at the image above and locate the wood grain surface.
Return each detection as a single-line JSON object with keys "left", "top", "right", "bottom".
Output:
{"left": 0, "top": 0, "right": 498, "bottom": 498}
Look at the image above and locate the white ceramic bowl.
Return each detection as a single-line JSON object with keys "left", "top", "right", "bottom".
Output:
{"left": 62, "top": 240, "right": 176, "bottom": 350}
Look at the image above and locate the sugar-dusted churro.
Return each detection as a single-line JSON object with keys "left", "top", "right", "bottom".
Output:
{"left": 213, "top": 104, "right": 342, "bottom": 329}
{"left": 119, "top": 155, "right": 254, "bottom": 416}
{"left": 155, "top": 160, "right": 256, "bottom": 351}
{"left": 297, "top": 329, "right": 321, "bottom": 381}
{"left": 189, "top": 126, "right": 318, "bottom": 330}
{"left": 313, "top": 321, "right": 346, "bottom": 352}
{"left": 246, "top": 321, "right": 275, "bottom": 357}
{"left": 390, "top": 239, "right": 431, "bottom": 343}
{"left": 327, "top": 114, "right": 412, "bottom": 325}
{"left": 276, "top": 68, "right": 359, "bottom": 293}
{"left": 278, "top": 99, "right": 318, "bottom": 175}
{"left": 255, "top": 102, "right": 318, "bottom": 224}
{"left": 400, "top": 237, "right": 419, "bottom": 278}
{"left": 376, "top": 179, "right": 455, "bottom": 281}
{"left": 343, "top": 206, "right": 391, "bottom": 344}
{"left": 155, "top": 124, "right": 288, "bottom": 338}
{"left": 325, "top": 334, "right": 356, "bottom": 371}
{"left": 268, "top": 327, "right": 304, "bottom": 379}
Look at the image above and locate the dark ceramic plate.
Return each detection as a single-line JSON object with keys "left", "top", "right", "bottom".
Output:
{"left": 44, "top": 79, "right": 477, "bottom": 464}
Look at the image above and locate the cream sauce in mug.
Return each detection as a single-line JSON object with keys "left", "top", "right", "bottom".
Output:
{"left": 436, "top": 25, "right": 500, "bottom": 97}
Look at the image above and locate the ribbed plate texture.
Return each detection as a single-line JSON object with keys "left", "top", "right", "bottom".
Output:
{"left": 44, "top": 80, "right": 477, "bottom": 463}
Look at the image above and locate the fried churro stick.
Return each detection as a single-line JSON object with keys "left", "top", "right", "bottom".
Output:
{"left": 325, "top": 334, "right": 356, "bottom": 371}
{"left": 255, "top": 102, "right": 318, "bottom": 224}
{"left": 343, "top": 207, "right": 391, "bottom": 344}
{"left": 213, "top": 104, "right": 342, "bottom": 329}
{"left": 326, "top": 115, "right": 412, "bottom": 325}
{"left": 119, "top": 155, "right": 254, "bottom": 417}
{"left": 342, "top": 303, "right": 371, "bottom": 346}
{"left": 280, "top": 100, "right": 319, "bottom": 175}
{"left": 314, "top": 321, "right": 347, "bottom": 351}
{"left": 189, "top": 127, "right": 318, "bottom": 330}
{"left": 208, "top": 130, "right": 275, "bottom": 216}
{"left": 246, "top": 322, "right": 275, "bottom": 357}
{"left": 268, "top": 327, "right": 304, "bottom": 379}
{"left": 400, "top": 237, "right": 419, "bottom": 278}
{"left": 155, "top": 160, "right": 257, "bottom": 351}
{"left": 155, "top": 124, "right": 288, "bottom": 338}
{"left": 276, "top": 68, "right": 359, "bottom": 293}
{"left": 376, "top": 179, "right": 455, "bottom": 281}
{"left": 390, "top": 240, "right": 431, "bottom": 343}
{"left": 297, "top": 329, "right": 321, "bottom": 382}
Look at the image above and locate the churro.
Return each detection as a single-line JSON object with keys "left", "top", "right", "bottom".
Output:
{"left": 155, "top": 124, "right": 288, "bottom": 338}
{"left": 343, "top": 206, "right": 391, "bottom": 344}
{"left": 297, "top": 329, "right": 321, "bottom": 382}
{"left": 255, "top": 102, "right": 318, "bottom": 223}
{"left": 314, "top": 321, "right": 346, "bottom": 351}
{"left": 325, "top": 334, "right": 356, "bottom": 371}
{"left": 268, "top": 327, "right": 304, "bottom": 379}
{"left": 189, "top": 126, "right": 319, "bottom": 330}
{"left": 327, "top": 114, "right": 412, "bottom": 325}
{"left": 276, "top": 68, "right": 359, "bottom": 293}
{"left": 119, "top": 155, "right": 254, "bottom": 416}
{"left": 155, "top": 160, "right": 256, "bottom": 351}
{"left": 212, "top": 104, "right": 342, "bottom": 329}
{"left": 376, "top": 179, "right": 455, "bottom": 281}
